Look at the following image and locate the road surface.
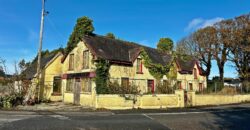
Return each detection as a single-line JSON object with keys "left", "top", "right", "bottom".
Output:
{"left": 0, "top": 104, "right": 250, "bottom": 130}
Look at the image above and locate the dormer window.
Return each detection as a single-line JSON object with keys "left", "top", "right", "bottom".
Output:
{"left": 69, "top": 54, "right": 74, "bottom": 71}
{"left": 83, "top": 50, "right": 89, "bottom": 69}
{"left": 194, "top": 68, "right": 198, "bottom": 79}
{"left": 136, "top": 58, "right": 143, "bottom": 74}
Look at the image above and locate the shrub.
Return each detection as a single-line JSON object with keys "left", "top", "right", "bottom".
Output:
{"left": 0, "top": 94, "right": 24, "bottom": 109}
{"left": 107, "top": 81, "right": 140, "bottom": 94}
{"left": 218, "top": 87, "right": 238, "bottom": 95}
{"left": 156, "top": 80, "right": 176, "bottom": 94}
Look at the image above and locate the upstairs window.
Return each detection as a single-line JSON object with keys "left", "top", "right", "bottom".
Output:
{"left": 136, "top": 58, "right": 143, "bottom": 74}
{"left": 69, "top": 54, "right": 74, "bottom": 70}
{"left": 193, "top": 68, "right": 198, "bottom": 79}
{"left": 83, "top": 50, "right": 89, "bottom": 69}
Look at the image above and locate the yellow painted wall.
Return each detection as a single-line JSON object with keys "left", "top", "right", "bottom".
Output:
{"left": 62, "top": 41, "right": 95, "bottom": 74}
{"left": 176, "top": 63, "right": 207, "bottom": 91}
{"left": 39, "top": 53, "right": 63, "bottom": 101}
{"left": 63, "top": 93, "right": 74, "bottom": 103}
{"left": 194, "top": 94, "right": 250, "bottom": 106}
{"left": 95, "top": 90, "right": 184, "bottom": 110}
{"left": 80, "top": 94, "right": 94, "bottom": 107}
{"left": 96, "top": 95, "right": 134, "bottom": 109}
{"left": 109, "top": 56, "right": 156, "bottom": 93}
{"left": 138, "top": 94, "right": 179, "bottom": 109}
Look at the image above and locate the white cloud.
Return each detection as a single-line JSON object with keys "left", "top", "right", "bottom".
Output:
{"left": 185, "top": 18, "right": 203, "bottom": 31}
{"left": 185, "top": 17, "right": 224, "bottom": 31}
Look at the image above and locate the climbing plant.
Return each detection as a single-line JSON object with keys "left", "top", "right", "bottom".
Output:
{"left": 140, "top": 48, "right": 172, "bottom": 80}
{"left": 95, "top": 59, "right": 111, "bottom": 94}
{"left": 65, "top": 16, "right": 94, "bottom": 55}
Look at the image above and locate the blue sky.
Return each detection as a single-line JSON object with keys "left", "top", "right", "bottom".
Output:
{"left": 0, "top": 0, "right": 249, "bottom": 78}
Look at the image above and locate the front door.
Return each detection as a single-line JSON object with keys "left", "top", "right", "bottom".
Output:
{"left": 74, "top": 78, "right": 81, "bottom": 105}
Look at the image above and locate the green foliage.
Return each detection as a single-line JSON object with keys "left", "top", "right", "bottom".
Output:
{"left": 166, "top": 64, "right": 177, "bottom": 79}
{"left": 0, "top": 94, "right": 24, "bottom": 108}
{"left": 140, "top": 48, "right": 172, "bottom": 80}
{"left": 95, "top": 59, "right": 110, "bottom": 94}
{"left": 157, "top": 38, "right": 174, "bottom": 53}
{"left": 155, "top": 80, "right": 176, "bottom": 94}
{"left": 105, "top": 32, "right": 116, "bottom": 39}
{"left": 108, "top": 81, "right": 140, "bottom": 94}
{"left": 65, "top": 16, "right": 94, "bottom": 55}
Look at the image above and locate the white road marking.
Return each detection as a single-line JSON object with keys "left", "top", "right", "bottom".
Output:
{"left": 142, "top": 114, "right": 154, "bottom": 120}
{"left": 0, "top": 114, "right": 41, "bottom": 127}
{"left": 146, "top": 111, "right": 205, "bottom": 116}
{"left": 49, "top": 115, "right": 70, "bottom": 120}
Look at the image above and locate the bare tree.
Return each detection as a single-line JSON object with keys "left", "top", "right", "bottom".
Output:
{"left": 229, "top": 14, "right": 250, "bottom": 82}
{"left": 213, "top": 20, "right": 233, "bottom": 81}
{"left": 176, "top": 26, "right": 217, "bottom": 80}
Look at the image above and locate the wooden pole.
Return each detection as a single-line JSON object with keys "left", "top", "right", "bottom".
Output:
{"left": 36, "top": 0, "right": 46, "bottom": 101}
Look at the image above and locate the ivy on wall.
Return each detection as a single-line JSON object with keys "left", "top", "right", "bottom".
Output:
{"left": 140, "top": 48, "right": 173, "bottom": 80}
{"left": 166, "top": 63, "right": 177, "bottom": 79}
{"left": 95, "top": 59, "right": 111, "bottom": 94}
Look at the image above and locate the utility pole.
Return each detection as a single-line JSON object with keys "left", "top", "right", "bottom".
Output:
{"left": 36, "top": 0, "right": 48, "bottom": 101}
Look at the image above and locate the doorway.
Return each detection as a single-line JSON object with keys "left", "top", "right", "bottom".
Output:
{"left": 73, "top": 78, "right": 81, "bottom": 105}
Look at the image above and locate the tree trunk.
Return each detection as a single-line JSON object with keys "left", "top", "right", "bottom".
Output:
{"left": 218, "top": 66, "right": 224, "bottom": 82}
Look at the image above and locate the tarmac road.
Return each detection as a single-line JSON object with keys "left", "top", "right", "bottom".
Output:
{"left": 0, "top": 103, "right": 250, "bottom": 130}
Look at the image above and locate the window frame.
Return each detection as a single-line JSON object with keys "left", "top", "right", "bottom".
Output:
{"left": 69, "top": 54, "right": 74, "bottom": 71}
{"left": 193, "top": 68, "right": 198, "bottom": 79}
{"left": 199, "top": 83, "right": 203, "bottom": 92}
{"left": 177, "top": 81, "right": 182, "bottom": 89}
{"left": 52, "top": 76, "right": 62, "bottom": 95}
{"left": 66, "top": 78, "right": 74, "bottom": 92}
{"left": 83, "top": 50, "right": 89, "bottom": 69}
{"left": 121, "top": 77, "right": 129, "bottom": 88}
{"left": 136, "top": 58, "right": 143, "bottom": 74}
{"left": 147, "top": 80, "right": 155, "bottom": 93}
{"left": 81, "top": 78, "right": 92, "bottom": 93}
{"left": 189, "top": 83, "right": 193, "bottom": 91}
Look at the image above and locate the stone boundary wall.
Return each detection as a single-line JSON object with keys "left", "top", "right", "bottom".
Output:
{"left": 192, "top": 93, "right": 250, "bottom": 106}
{"left": 95, "top": 90, "right": 184, "bottom": 110}
{"left": 63, "top": 90, "right": 250, "bottom": 109}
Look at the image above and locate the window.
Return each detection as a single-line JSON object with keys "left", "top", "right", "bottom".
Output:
{"left": 189, "top": 83, "right": 193, "bottom": 91}
{"left": 193, "top": 68, "right": 198, "bottom": 79}
{"left": 66, "top": 78, "right": 74, "bottom": 92}
{"left": 121, "top": 78, "right": 129, "bottom": 88}
{"left": 199, "top": 83, "right": 203, "bottom": 92}
{"left": 53, "top": 76, "right": 61, "bottom": 94}
{"left": 83, "top": 50, "right": 89, "bottom": 69}
{"left": 81, "top": 78, "right": 92, "bottom": 92}
{"left": 136, "top": 58, "right": 143, "bottom": 74}
{"left": 69, "top": 54, "right": 74, "bottom": 70}
{"left": 147, "top": 80, "right": 154, "bottom": 93}
{"left": 177, "top": 81, "right": 182, "bottom": 89}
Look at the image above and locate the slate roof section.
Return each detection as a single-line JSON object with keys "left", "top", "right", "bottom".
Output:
{"left": 82, "top": 34, "right": 172, "bottom": 66}
{"left": 175, "top": 58, "right": 204, "bottom": 75}
{"left": 23, "top": 53, "right": 58, "bottom": 80}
